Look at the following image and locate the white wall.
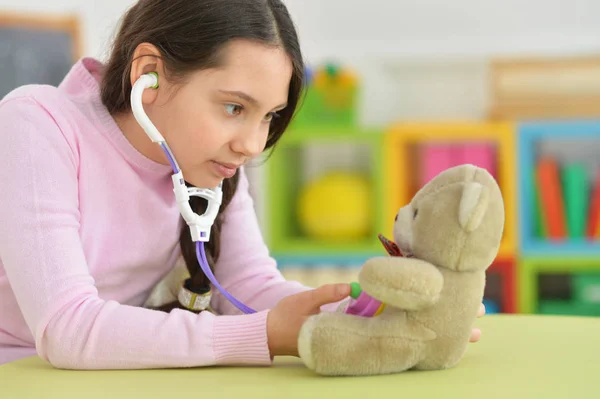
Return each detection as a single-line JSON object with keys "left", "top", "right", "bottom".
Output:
{"left": 2, "top": 0, "right": 598, "bottom": 126}
{"left": 1, "top": 0, "right": 598, "bottom": 66}
{"left": 285, "top": 0, "right": 600, "bottom": 61}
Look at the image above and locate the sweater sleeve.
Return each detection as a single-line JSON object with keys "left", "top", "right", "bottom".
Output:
{"left": 0, "top": 96, "right": 272, "bottom": 370}
{"left": 210, "top": 167, "right": 345, "bottom": 315}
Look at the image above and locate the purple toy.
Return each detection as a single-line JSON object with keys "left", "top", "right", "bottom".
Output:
{"left": 344, "top": 234, "right": 405, "bottom": 317}
{"left": 344, "top": 282, "right": 385, "bottom": 317}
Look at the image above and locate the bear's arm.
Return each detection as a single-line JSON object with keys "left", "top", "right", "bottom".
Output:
{"left": 359, "top": 257, "right": 443, "bottom": 311}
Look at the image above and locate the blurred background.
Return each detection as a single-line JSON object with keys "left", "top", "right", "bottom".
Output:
{"left": 1, "top": 0, "right": 600, "bottom": 317}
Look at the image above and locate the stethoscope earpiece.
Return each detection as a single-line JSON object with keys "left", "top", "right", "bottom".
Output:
{"left": 146, "top": 72, "right": 159, "bottom": 89}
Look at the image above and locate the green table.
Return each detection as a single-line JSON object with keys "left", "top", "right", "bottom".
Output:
{"left": 2, "top": 315, "right": 599, "bottom": 398}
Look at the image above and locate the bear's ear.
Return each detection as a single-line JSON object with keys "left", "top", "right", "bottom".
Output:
{"left": 458, "top": 182, "right": 489, "bottom": 232}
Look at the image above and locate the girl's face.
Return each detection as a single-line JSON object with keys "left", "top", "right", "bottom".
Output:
{"left": 142, "top": 40, "right": 293, "bottom": 188}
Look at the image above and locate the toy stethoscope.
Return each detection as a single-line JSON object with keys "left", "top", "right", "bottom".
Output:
{"left": 131, "top": 72, "right": 385, "bottom": 318}
{"left": 131, "top": 72, "right": 256, "bottom": 314}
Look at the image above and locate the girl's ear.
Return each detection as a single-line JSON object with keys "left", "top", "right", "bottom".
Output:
{"left": 130, "top": 43, "right": 165, "bottom": 104}
{"left": 458, "top": 182, "right": 489, "bottom": 232}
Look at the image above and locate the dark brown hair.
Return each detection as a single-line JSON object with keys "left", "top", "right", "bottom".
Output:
{"left": 100, "top": 0, "right": 305, "bottom": 311}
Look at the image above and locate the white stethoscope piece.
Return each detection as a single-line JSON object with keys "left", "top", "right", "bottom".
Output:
{"left": 131, "top": 72, "right": 223, "bottom": 243}
{"left": 130, "top": 72, "right": 255, "bottom": 314}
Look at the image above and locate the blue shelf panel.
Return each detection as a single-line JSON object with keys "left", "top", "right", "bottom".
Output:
{"left": 517, "top": 120, "right": 600, "bottom": 254}
{"left": 274, "top": 253, "right": 379, "bottom": 269}
{"left": 521, "top": 241, "right": 600, "bottom": 257}
{"left": 517, "top": 120, "right": 600, "bottom": 139}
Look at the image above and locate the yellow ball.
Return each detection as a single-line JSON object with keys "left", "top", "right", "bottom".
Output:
{"left": 297, "top": 172, "right": 371, "bottom": 241}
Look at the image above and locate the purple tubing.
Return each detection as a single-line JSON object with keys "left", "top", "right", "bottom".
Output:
{"left": 159, "top": 142, "right": 256, "bottom": 314}
{"left": 196, "top": 241, "right": 256, "bottom": 314}
{"left": 160, "top": 142, "right": 180, "bottom": 173}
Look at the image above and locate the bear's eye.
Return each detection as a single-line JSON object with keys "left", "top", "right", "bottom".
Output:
{"left": 413, "top": 208, "right": 418, "bottom": 219}
{"left": 394, "top": 214, "right": 398, "bottom": 222}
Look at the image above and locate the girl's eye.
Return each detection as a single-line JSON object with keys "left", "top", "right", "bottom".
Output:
{"left": 225, "top": 104, "right": 243, "bottom": 116}
{"left": 264, "top": 112, "right": 280, "bottom": 122}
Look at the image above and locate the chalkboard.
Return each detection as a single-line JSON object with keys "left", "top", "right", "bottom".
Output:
{"left": 0, "top": 12, "right": 81, "bottom": 99}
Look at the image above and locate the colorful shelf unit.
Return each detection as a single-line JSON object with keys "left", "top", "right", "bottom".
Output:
{"left": 518, "top": 121, "right": 600, "bottom": 257}
{"left": 266, "top": 126, "right": 386, "bottom": 266}
{"left": 291, "top": 64, "right": 358, "bottom": 128}
{"left": 262, "top": 108, "right": 600, "bottom": 317}
{"left": 486, "top": 257, "right": 517, "bottom": 313}
{"left": 383, "top": 121, "right": 517, "bottom": 259}
{"left": 518, "top": 257, "right": 600, "bottom": 315}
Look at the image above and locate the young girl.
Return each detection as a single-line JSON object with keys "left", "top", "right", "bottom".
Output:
{"left": 0, "top": 0, "right": 483, "bottom": 369}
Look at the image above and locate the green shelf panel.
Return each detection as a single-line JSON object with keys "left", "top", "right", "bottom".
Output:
{"left": 266, "top": 126, "right": 386, "bottom": 258}
{"left": 519, "top": 257, "right": 600, "bottom": 314}
{"left": 538, "top": 300, "right": 600, "bottom": 317}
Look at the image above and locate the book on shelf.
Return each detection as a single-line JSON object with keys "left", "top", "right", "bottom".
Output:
{"left": 418, "top": 142, "right": 497, "bottom": 187}
{"left": 534, "top": 158, "right": 600, "bottom": 241}
{"left": 536, "top": 157, "right": 567, "bottom": 240}
{"left": 587, "top": 169, "right": 600, "bottom": 239}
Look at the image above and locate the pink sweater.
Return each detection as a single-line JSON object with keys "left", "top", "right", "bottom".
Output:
{"left": 0, "top": 58, "right": 319, "bottom": 369}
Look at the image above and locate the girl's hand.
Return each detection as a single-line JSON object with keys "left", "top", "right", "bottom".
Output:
{"left": 470, "top": 303, "right": 486, "bottom": 343}
{"left": 267, "top": 283, "right": 352, "bottom": 358}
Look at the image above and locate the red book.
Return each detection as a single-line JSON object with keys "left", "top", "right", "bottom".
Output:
{"left": 536, "top": 157, "right": 567, "bottom": 240}
{"left": 587, "top": 171, "right": 600, "bottom": 239}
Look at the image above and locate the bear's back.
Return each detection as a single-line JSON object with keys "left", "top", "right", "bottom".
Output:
{"left": 410, "top": 267, "right": 486, "bottom": 370}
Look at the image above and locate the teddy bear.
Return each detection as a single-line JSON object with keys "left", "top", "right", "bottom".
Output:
{"left": 297, "top": 164, "right": 505, "bottom": 376}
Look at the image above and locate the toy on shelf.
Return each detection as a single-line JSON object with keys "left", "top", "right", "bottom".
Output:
{"left": 292, "top": 62, "right": 358, "bottom": 128}
{"left": 297, "top": 171, "right": 372, "bottom": 242}
{"left": 266, "top": 129, "right": 385, "bottom": 265}
{"left": 298, "top": 164, "right": 505, "bottom": 376}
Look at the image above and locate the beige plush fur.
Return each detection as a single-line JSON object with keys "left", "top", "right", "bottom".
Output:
{"left": 143, "top": 256, "right": 189, "bottom": 308}
{"left": 297, "top": 164, "right": 505, "bottom": 376}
